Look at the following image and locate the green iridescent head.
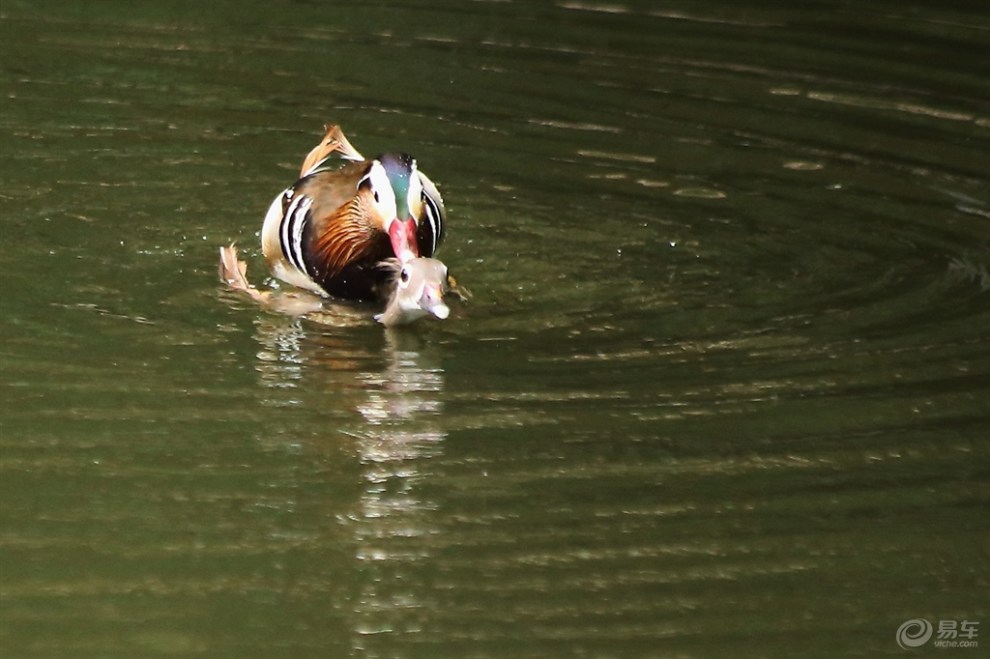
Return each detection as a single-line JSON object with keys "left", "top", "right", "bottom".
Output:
{"left": 378, "top": 152, "right": 417, "bottom": 220}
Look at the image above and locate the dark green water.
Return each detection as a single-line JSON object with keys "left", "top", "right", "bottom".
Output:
{"left": 1, "top": 1, "right": 988, "bottom": 657}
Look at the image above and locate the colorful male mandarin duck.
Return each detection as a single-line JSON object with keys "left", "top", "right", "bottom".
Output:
{"left": 261, "top": 125, "right": 446, "bottom": 300}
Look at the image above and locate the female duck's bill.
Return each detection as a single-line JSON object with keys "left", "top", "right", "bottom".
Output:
{"left": 375, "top": 257, "right": 451, "bottom": 327}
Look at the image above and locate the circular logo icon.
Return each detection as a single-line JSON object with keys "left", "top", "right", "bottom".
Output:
{"left": 896, "top": 618, "right": 933, "bottom": 649}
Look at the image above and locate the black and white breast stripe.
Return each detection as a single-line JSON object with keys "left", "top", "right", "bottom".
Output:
{"left": 279, "top": 191, "right": 312, "bottom": 275}
{"left": 421, "top": 186, "right": 443, "bottom": 255}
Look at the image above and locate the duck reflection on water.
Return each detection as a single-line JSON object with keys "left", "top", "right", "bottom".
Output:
{"left": 251, "top": 311, "right": 447, "bottom": 449}
{"left": 250, "top": 315, "right": 446, "bottom": 639}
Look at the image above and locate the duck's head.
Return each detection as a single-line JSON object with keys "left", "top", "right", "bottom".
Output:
{"left": 360, "top": 153, "right": 442, "bottom": 262}
{"left": 375, "top": 257, "right": 451, "bottom": 327}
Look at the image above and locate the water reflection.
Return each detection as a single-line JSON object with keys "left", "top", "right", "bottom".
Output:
{"left": 250, "top": 316, "right": 446, "bottom": 645}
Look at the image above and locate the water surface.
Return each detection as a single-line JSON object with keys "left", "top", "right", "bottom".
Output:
{"left": 1, "top": 1, "right": 988, "bottom": 657}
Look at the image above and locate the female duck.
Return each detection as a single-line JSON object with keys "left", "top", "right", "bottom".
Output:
{"left": 219, "top": 245, "right": 450, "bottom": 327}
{"left": 261, "top": 125, "right": 445, "bottom": 300}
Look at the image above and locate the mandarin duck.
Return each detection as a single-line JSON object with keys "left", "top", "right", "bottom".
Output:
{"left": 261, "top": 125, "right": 446, "bottom": 301}
{"left": 374, "top": 257, "right": 450, "bottom": 326}
{"left": 219, "top": 245, "right": 450, "bottom": 327}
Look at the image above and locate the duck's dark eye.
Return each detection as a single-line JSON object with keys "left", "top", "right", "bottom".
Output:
{"left": 400, "top": 268, "right": 410, "bottom": 283}
{"left": 374, "top": 191, "right": 380, "bottom": 203}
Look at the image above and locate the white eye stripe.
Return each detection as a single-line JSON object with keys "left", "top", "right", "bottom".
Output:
{"left": 361, "top": 161, "right": 397, "bottom": 219}
{"left": 407, "top": 162, "right": 423, "bottom": 216}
